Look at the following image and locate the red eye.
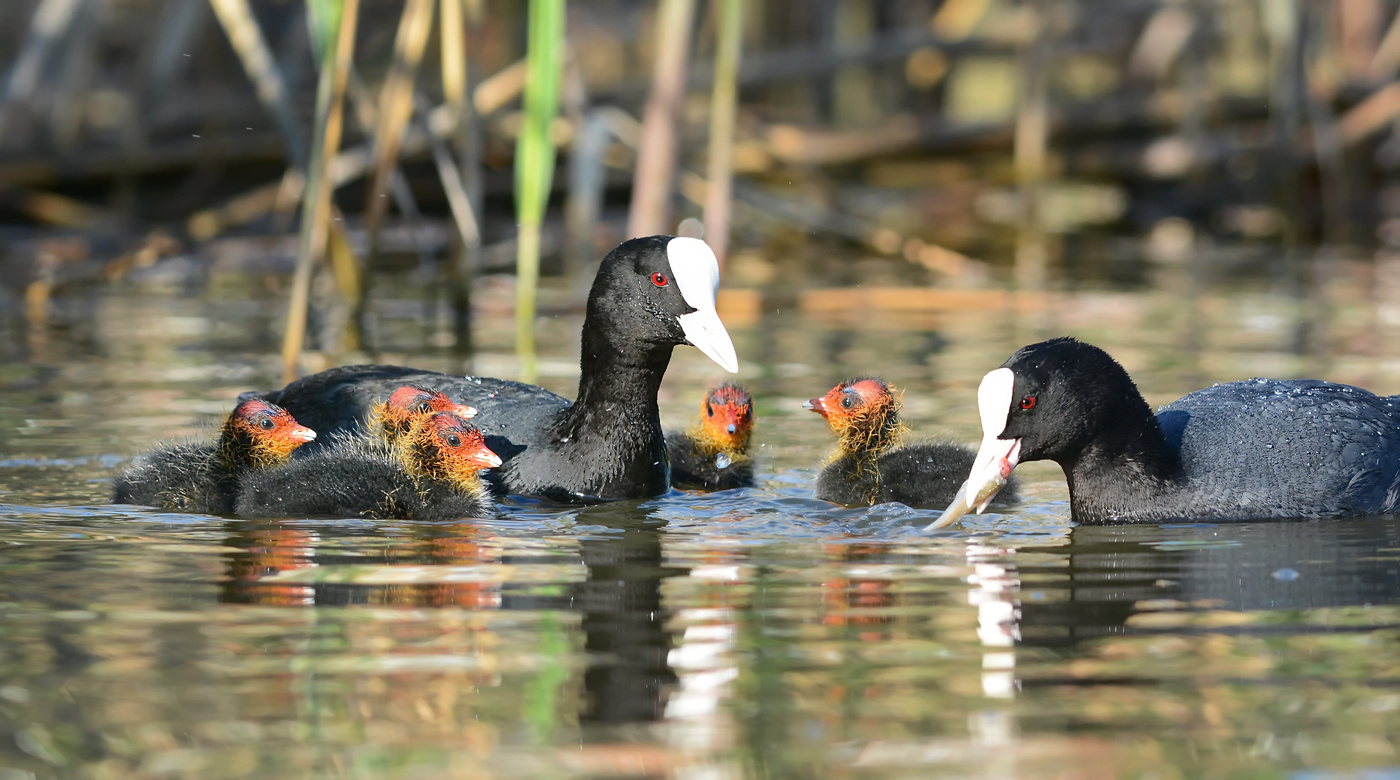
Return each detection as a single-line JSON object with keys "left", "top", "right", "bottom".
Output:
{"left": 651, "top": 272, "right": 668, "bottom": 287}
{"left": 1020, "top": 395, "right": 1036, "bottom": 410}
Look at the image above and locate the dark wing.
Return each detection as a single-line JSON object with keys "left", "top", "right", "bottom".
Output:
{"left": 241, "top": 364, "right": 571, "bottom": 453}
{"left": 1161, "top": 379, "right": 1400, "bottom": 518}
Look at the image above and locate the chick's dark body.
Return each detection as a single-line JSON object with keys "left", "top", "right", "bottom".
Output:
{"left": 237, "top": 435, "right": 494, "bottom": 520}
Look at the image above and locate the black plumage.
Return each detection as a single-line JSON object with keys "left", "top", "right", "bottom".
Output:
{"left": 818, "top": 442, "right": 980, "bottom": 508}
{"left": 112, "top": 400, "right": 315, "bottom": 515}
{"left": 113, "top": 441, "right": 239, "bottom": 514}
{"left": 240, "top": 236, "right": 738, "bottom": 501}
{"left": 237, "top": 413, "right": 498, "bottom": 520}
{"left": 666, "top": 432, "right": 755, "bottom": 491}
{"left": 236, "top": 437, "right": 493, "bottom": 520}
{"left": 971, "top": 337, "right": 1400, "bottom": 523}
{"left": 807, "top": 376, "right": 1017, "bottom": 509}
{"left": 666, "top": 383, "right": 755, "bottom": 491}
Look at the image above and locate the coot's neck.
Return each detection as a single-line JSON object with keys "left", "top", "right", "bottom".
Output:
{"left": 558, "top": 329, "right": 671, "bottom": 454}
{"left": 399, "top": 442, "right": 488, "bottom": 502}
{"left": 1058, "top": 395, "right": 1182, "bottom": 522}
{"left": 828, "top": 451, "right": 881, "bottom": 504}
{"left": 366, "top": 402, "right": 409, "bottom": 444}
{"left": 684, "top": 426, "right": 722, "bottom": 459}
{"left": 685, "top": 423, "right": 749, "bottom": 460}
{"left": 839, "top": 406, "right": 903, "bottom": 457}
{"left": 217, "top": 425, "right": 259, "bottom": 476}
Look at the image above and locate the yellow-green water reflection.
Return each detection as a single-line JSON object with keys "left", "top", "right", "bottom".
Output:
{"left": 2, "top": 274, "right": 1400, "bottom": 778}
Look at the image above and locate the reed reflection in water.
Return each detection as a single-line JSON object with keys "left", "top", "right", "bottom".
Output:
{"left": 2, "top": 263, "right": 1400, "bottom": 776}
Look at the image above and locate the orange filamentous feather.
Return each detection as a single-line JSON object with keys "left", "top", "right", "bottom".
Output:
{"left": 395, "top": 414, "right": 491, "bottom": 500}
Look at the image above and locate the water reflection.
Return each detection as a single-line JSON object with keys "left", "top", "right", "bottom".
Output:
{"left": 1021, "top": 520, "right": 1400, "bottom": 639}
{"left": 573, "top": 506, "right": 678, "bottom": 727}
{"left": 0, "top": 498, "right": 1398, "bottom": 775}
{"left": 217, "top": 507, "right": 681, "bottom": 733}
{"left": 5, "top": 277, "right": 1400, "bottom": 776}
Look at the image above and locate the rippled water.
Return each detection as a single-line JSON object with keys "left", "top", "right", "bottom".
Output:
{"left": 3, "top": 274, "right": 1400, "bottom": 778}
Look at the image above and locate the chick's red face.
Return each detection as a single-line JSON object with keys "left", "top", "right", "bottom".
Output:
{"left": 703, "top": 386, "right": 754, "bottom": 440}
{"left": 428, "top": 413, "right": 502, "bottom": 470}
{"left": 387, "top": 386, "right": 476, "bottom": 421}
{"left": 231, "top": 400, "right": 316, "bottom": 456}
{"left": 806, "top": 379, "right": 886, "bottom": 426}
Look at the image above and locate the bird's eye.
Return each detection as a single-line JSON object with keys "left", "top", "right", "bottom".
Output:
{"left": 706, "top": 403, "right": 714, "bottom": 417}
{"left": 651, "top": 272, "right": 668, "bottom": 287}
{"left": 416, "top": 402, "right": 432, "bottom": 414}
{"left": 259, "top": 418, "right": 275, "bottom": 430}
{"left": 445, "top": 434, "right": 462, "bottom": 448}
{"left": 1020, "top": 395, "right": 1036, "bottom": 410}
{"left": 840, "top": 396, "right": 854, "bottom": 408}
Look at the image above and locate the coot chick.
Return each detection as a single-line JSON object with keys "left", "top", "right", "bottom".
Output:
{"left": 242, "top": 236, "right": 738, "bottom": 501}
{"left": 806, "top": 376, "right": 1014, "bottom": 508}
{"left": 666, "top": 383, "right": 755, "bottom": 490}
{"left": 112, "top": 400, "right": 316, "bottom": 514}
{"left": 237, "top": 411, "right": 502, "bottom": 520}
{"left": 369, "top": 385, "right": 477, "bottom": 445}
{"left": 931, "top": 337, "right": 1400, "bottom": 529}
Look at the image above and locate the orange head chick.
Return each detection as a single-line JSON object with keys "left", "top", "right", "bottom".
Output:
{"left": 396, "top": 411, "right": 502, "bottom": 496}
{"left": 804, "top": 377, "right": 904, "bottom": 458}
{"left": 220, "top": 399, "right": 317, "bottom": 470}
{"left": 689, "top": 383, "right": 754, "bottom": 460}
{"left": 371, "top": 385, "right": 478, "bottom": 444}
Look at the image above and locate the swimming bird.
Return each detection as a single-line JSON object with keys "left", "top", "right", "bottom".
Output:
{"left": 242, "top": 236, "right": 738, "bottom": 501}
{"left": 931, "top": 337, "right": 1400, "bottom": 528}
{"left": 112, "top": 399, "right": 316, "bottom": 514}
{"left": 237, "top": 411, "right": 501, "bottom": 520}
{"left": 667, "top": 383, "right": 755, "bottom": 490}
{"left": 806, "top": 376, "right": 1013, "bottom": 508}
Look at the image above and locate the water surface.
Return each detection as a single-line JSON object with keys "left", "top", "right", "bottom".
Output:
{"left": 2, "top": 273, "right": 1399, "bottom": 778}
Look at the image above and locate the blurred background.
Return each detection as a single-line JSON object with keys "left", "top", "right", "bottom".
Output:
{"left": 6, "top": 6, "right": 1400, "bottom": 778}
{"left": 5, "top": 0, "right": 1400, "bottom": 383}
{"left": 8, "top": 0, "right": 1400, "bottom": 471}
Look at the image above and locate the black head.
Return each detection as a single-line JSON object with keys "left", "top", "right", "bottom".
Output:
{"left": 930, "top": 338, "right": 1163, "bottom": 531}
{"left": 586, "top": 236, "right": 738, "bottom": 373}
{"left": 983, "top": 337, "right": 1144, "bottom": 464}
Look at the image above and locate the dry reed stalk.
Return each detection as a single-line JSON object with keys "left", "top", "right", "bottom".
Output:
{"left": 702, "top": 0, "right": 743, "bottom": 266}
{"left": 281, "top": 0, "right": 361, "bottom": 383}
{"left": 626, "top": 0, "right": 695, "bottom": 238}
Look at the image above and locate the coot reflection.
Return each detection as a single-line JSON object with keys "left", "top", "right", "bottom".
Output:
{"left": 1016, "top": 520, "right": 1400, "bottom": 648}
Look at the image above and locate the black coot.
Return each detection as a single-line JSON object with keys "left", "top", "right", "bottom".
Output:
{"left": 933, "top": 337, "right": 1400, "bottom": 528}
{"left": 237, "top": 411, "right": 501, "bottom": 520}
{"left": 806, "top": 376, "right": 1015, "bottom": 508}
{"left": 112, "top": 400, "right": 316, "bottom": 514}
{"left": 666, "top": 383, "right": 755, "bottom": 490}
{"left": 243, "top": 236, "right": 738, "bottom": 501}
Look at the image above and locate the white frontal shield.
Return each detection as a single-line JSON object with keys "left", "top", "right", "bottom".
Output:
{"left": 668, "top": 237, "right": 739, "bottom": 373}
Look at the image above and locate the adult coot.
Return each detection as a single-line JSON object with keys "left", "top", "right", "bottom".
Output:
{"left": 244, "top": 236, "right": 738, "bottom": 501}
{"left": 113, "top": 399, "right": 316, "bottom": 514}
{"left": 806, "top": 376, "right": 1015, "bottom": 508}
{"left": 666, "top": 382, "right": 755, "bottom": 490}
{"left": 930, "top": 337, "right": 1400, "bottom": 529}
{"left": 238, "top": 411, "right": 501, "bottom": 520}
